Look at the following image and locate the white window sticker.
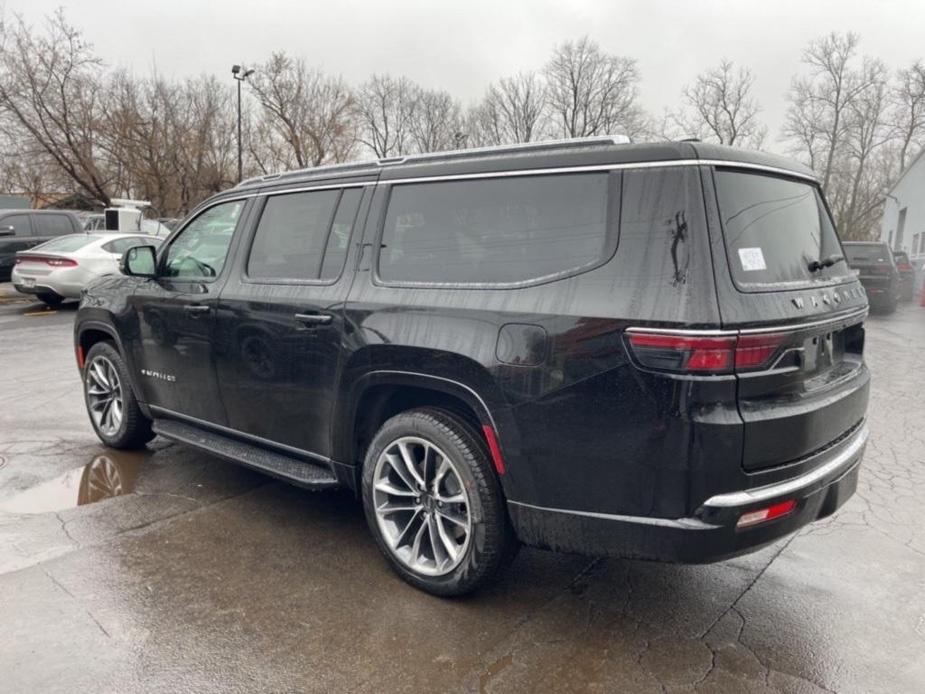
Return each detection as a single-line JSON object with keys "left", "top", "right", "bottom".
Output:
{"left": 738, "top": 247, "right": 767, "bottom": 272}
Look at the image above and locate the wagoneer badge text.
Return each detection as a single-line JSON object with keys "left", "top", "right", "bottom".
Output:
{"left": 141, "top": 369, "right": 176, "bottom": 383}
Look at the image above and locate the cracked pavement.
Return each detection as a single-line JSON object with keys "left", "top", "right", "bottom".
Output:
{"left": 1, "top": 293, "right": 923, "bottom": 693}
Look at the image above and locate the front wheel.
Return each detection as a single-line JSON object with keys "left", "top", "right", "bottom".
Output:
{"left": 83, "top": 342, "right": 154, "bottom": 449}
{"left": 362, "top": 408, "right": 518, "bottom": 597}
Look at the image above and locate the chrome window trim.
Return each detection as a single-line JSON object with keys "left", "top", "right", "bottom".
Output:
{"left": 259, "top": 181, "right": 375, "bottom": 198}
{"left": 381, "top": 159, "right": 818, "bottom": 187}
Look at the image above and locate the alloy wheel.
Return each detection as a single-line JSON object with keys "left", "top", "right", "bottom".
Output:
{"left": 372, "top": 436, "right": 472, "bottom": 576}
{"left": 85, "top": 356, "right": 124, "bottom": 437}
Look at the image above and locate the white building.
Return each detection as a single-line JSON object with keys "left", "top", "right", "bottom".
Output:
{"left": 881, "top": 148, "right": 925, "bottom": 263}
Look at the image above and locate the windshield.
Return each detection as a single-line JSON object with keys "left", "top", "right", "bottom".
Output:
{"left": 715, "top": 170, "right": 851, "bottom": 289}
{"left": 844, "top": 244, "right": 891, "bottom": 265}
{"left": 32, "top": 234, "right": 98, "bottom": 253}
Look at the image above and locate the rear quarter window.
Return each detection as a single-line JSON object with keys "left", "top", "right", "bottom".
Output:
{"left": 377, "top": 172, "right": 616, "bottom": 286}
{"left": 714, "top": 170, "right": 851, "bottom": 290}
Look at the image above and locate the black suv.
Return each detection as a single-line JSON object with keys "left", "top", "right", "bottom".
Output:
{"left": 843, "top": 241, "right": 902, "bottom": 313}
{"left": 74, "top": 139, "right": 870, "bottom": 596}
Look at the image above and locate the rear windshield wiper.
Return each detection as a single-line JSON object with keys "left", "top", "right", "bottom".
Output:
{"left": 808, "top": 255, "right": 845, "bottom": 272}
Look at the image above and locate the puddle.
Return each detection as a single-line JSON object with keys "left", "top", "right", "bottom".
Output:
{"left": 0, "top": 452, "right": 145, "bottom": 514}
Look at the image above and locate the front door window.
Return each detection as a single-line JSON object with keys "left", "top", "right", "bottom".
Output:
{"left": 163, "top": 201, "right": 244, "bottom": 280}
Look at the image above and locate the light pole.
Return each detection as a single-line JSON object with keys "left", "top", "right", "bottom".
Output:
{"left": 231, "top": 64, "right": 255, "bottom": 183}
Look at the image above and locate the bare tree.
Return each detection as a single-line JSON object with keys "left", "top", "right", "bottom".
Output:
{"left": 891, "top": 60, "right": 925, "bottom": 171}
{"left": 783, "top": 33, "right": 875, "bottom": 193}
{"left": 0, "top": 11, "right": 112, "bottom": 205}
{"left": 672, "top": 60, "right": 766, "bottom": 147}
{"left": 248, "top": 53, "right": 356, "bottom": 169}
{"left": 783, "top": 33, "right": 893, "bottom": 239}
{"left": 409, "top": 87, "right": 463, "bottom": 153}
{"left": 468, "top": 72, "right": 548, "bottom": 146}
{"left": 356, "top": 74, "right": 418, "bottom": 157}
{"left": 544, "top": 36, "right": 646, "bottom": 140}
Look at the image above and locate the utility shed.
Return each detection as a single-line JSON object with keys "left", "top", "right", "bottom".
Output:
{"left": 881, "top": 148, "right": 925, "bottom": 294}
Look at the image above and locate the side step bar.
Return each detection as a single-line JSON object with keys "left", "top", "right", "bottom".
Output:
{"left": 152, "top": 418, "right": 339, "bottom": 490}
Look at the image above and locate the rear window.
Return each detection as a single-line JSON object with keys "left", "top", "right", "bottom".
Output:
{"left": 844, "top": 244, "right": 891, "bottom": 264}
{"left": 715, "top": 170, "right": 851, "bottom": 289}
{"left": 378, "top": 172, "right": 613, "bottom": 285}
{"left": 32, "top": 234, "right": 97, "bottom": 253}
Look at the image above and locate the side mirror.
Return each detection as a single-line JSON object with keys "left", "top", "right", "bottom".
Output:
{"left": 121, "top": 245, "right": 157, "bottom": 278}
{"left": 0, "top": 226, "right": 15, "bottom": 237}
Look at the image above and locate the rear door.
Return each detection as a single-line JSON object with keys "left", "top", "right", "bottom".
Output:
{"left": 214, "top": 181, "right": 371, "bottom": 457}
{"left": 705, "top": 166, "right": 869, "bottom": 472}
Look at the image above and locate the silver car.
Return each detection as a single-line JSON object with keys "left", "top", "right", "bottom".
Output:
{"left": 12, "top": 233, "right": 161, "bottom": 306}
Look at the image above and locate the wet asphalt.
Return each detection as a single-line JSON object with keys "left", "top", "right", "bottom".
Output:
{"left": 0, "top": 287, "right": 923, "bottom": 693}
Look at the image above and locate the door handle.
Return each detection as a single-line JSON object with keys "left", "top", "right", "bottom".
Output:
{"left": 183, "top": 304, "right": 211, "bottom": 316}
{"left": 294, "top": 312, "right": 333, "bottom": 326}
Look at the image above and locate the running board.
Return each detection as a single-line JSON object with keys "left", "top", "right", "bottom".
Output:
{"left": 152, "top": 418, "right": 339, "bottom": 490}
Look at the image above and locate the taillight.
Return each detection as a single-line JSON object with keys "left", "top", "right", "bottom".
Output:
{"left": 15, "top": 255, "right": 78, "bottom": 267}
{"left": 736, "top": 499, "right": 797, "bottom": 529}
{"left": 734, "top": 333, "right": 787, "bottom": 369}
{"left": 627, "top": 331, "right": 787, "bottom": 374}
{"left": 897, "top": 262, "right": 913, "bottom": 271}
{"left": 626, "top": 333, "right": 735, "bottom": 373}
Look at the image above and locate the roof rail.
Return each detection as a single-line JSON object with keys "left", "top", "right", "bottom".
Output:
{"left": 235, "top": 135, "right": 631, "bottom": 188}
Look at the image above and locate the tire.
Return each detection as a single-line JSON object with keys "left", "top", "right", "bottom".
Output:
{"left": 882, "top": 292, "right": 898, "bottom": 314}
{"left": 361, "top": 408, "right": 518, "bottom": 597}
{"left": 82, "top": 342, "right": 154, "bottom": 449}
{"left": 37, "top": 292, "right": 63, "bottom": 307}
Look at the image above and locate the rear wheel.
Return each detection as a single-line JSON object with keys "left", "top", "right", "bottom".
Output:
{"left": 362, "top": 408, "right": 518, "bottom": 597}
{"left": 37, "top": 292, "right": 63, "bottom": 307}
{"left": 83, "top": 342, "right": 154, "bottom": 449}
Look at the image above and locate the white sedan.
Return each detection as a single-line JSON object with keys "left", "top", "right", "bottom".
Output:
{"left": 12, "top": 233, "right": 161, "bottom": 306}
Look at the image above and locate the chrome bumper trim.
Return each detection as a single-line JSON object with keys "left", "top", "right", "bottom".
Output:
{"left": 703, "top": 424, "right": 869, "bottom": 508}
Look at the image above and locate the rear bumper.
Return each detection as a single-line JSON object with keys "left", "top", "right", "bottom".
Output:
{"left": 508, "top": 424, "right": 867, "bottom": 562}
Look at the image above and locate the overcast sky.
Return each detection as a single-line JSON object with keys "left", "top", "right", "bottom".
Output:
{"left": 4, "top": 0, "right": 924, "bottom": 151}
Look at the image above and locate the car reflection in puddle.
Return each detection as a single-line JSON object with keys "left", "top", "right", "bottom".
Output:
{"left": 0, "top": 452, "right": 144, "bottom": 514}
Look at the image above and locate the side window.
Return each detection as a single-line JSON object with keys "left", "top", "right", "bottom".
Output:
{"left": 377, "top": 173, "right": 612, "bottom": 285}
{"left": 1, "top": 214, "right": 32, "bottom": 236}
{"left": 163, "top": 200, "right": 244, "bottom": 280}
{"left": 246, "top": 188, "right": 351, "bottom": 281}
{"left": 34, "top": 214, "right": 75, "bottom": 237}
{"left": 320, "top": 188, "right": 362, "bottom": 280}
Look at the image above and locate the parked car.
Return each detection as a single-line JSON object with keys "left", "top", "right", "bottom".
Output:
{"left": 843, "top": 241, "right": 901, "bottom": 313}
{"left": 0, "top": 209, "right": 84, "bottom": 282}
{"left": 892, "top": 250, "right": 916, "bottom": 301}
{"left": 74, "top": 138, "right": 870, "bottom": 596}
{"left": 13, "top": 233, "right": 162, "bottom": 306}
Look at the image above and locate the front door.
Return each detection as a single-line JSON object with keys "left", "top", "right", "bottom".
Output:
{"left": 128, "top": 198, "right": 249, "bottom": 424}
{"left": 214, "top": 184, "right": 368, "bottom": 457}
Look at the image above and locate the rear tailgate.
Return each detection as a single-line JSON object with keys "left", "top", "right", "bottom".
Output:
{"left": 736, "top": 312, "right": 867, "bottom": 470}
{"left": 709, "top": 166, "right": 870, "bottom": 472}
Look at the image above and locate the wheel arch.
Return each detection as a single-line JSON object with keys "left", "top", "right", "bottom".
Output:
{"left": 76, "top": 320, "right": 150, "bottom": 416}
{"left": 335, "top": 370, "right": 518, "bottom": 495}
